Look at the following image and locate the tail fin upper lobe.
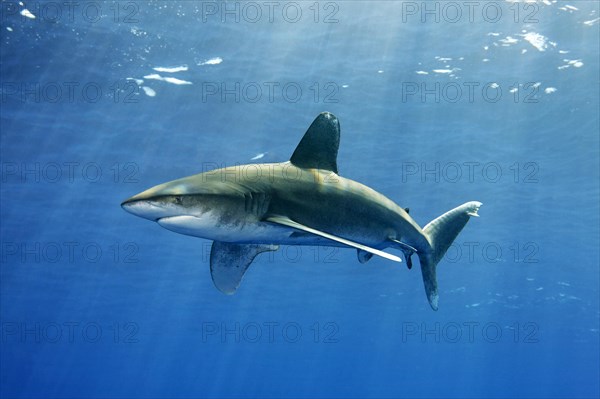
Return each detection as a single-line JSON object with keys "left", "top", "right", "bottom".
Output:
{"left": 417, "top": 201, "right": 482, "bottom": 310}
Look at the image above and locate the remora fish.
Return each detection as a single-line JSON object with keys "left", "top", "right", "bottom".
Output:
{"left": 122, "top": 112, "right": 482, "bottom": 310}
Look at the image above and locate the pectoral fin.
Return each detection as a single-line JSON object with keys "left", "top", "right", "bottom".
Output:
{"left": 210, "top": 241, "right": 279, "bottom": 294}
{"left": 265, "top": 215, "right": 401, "bottom": 262}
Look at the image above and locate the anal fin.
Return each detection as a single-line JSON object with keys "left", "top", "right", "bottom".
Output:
{"left": 210, "top": 241, "right": 278, "bottom": 294}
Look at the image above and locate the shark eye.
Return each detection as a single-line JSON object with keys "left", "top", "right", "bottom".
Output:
{"left": 174, "top": 196, "right": 183, "bottom": 204}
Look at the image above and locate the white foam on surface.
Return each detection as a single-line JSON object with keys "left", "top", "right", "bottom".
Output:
{"left": 153, "top": 65, "right": 188, "bottom": 73}
{"left": 126, "top": 78, "right": 144, "bottom": 85}
{"left": 142, "top": 86, "right": 156, "bottom": 97}
{"left": 130, "top": 27, "right": 147, "bottom": 37}
{"left": 523, "top": 32, "right": 548, "bottom": 51}
{"left": 163, "top": 76, "right": 192, "bottom": 85}
{"left": 499, "top": 36, "right": 519, "bottom": 46}
{"left": 143, "top": 74, "right": 192, "bottom": 85}
{"left": 559, "top": 59, "right": 584, "bottom": 69}
{"left": 250, "top": 153, "right": 267, "bottom": 160}
{"left": 20, "top": 8, "right": 35, "bottom": 19}
{"left": 197, "top": 57, "right": 223, "bottom": 66}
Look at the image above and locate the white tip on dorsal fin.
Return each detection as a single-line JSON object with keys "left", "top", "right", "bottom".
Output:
{"left": 265, "top": 215, "right": 402, "bottom": 263}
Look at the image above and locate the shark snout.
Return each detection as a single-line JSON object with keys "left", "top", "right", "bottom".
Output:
{"left": 121, "top": 197, "right": 169, "bottom": 221}
{"left": 121, "top": 182, "right": 184, "bottom": 221}
{"left": 121, "top": 174, "right": 201, "bottom": 218}
{"left": 121, "top": 187, "right": 186, "bottom": 221}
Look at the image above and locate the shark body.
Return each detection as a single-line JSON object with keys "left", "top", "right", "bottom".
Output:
{"left": 122, "top": 112, "right": 481, "bottom": 309}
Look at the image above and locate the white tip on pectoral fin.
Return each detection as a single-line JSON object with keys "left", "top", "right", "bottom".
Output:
{"left": 465, "top": 201, "right": 483, "bottom": 217}
{"left": 265, "top": 215, "right": 402, "bottom": 262}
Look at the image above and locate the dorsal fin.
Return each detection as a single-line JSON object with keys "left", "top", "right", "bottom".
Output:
{"left": 290, "top": 112, "right": 340, "bottom": 173}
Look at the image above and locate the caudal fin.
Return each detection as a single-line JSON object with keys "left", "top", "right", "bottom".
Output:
{"left": 417, "top": 201, "right": 482, "bottom": 310}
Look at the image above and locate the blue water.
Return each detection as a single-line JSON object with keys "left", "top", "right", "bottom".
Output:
{"left": 1, "top": 1, "right": 599, "bottom": 398}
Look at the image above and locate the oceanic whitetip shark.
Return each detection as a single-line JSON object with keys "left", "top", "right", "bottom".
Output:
{"left": 122, "top": 112, "right": 481, "bottom": 310}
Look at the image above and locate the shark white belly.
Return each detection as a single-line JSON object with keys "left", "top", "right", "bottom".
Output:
{"left": 157, "top": 214, "right": 293, "bottom": 243}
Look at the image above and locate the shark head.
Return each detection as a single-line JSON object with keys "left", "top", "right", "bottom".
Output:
{"left": 121, "top": 169, "right": 264, "bottom": 241}
{"left": 121, "top": 174, "right": 208, "bottom": 221}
